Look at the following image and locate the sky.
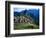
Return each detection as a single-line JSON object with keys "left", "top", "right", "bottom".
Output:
{"left": 14, "top": 8, "right": 25, "bottom": 12}
{"left": 14, "top": 8, "right": 39, "bottom": 12}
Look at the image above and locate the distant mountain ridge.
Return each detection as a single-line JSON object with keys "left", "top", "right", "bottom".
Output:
{"left": 14, "top": 9, "right": 39, "bottom": 18}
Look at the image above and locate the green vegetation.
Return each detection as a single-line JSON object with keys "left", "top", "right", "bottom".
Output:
{"left": 14, "top": 23, "right": 39, "bottom": 30}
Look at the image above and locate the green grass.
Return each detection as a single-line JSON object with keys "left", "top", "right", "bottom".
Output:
{"left": 14, "top": 23, "right": 39, "bottom": 30}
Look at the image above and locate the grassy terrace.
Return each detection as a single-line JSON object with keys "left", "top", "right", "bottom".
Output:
{"left": 14, "top": 23, "right": 39, "bottom": 30}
